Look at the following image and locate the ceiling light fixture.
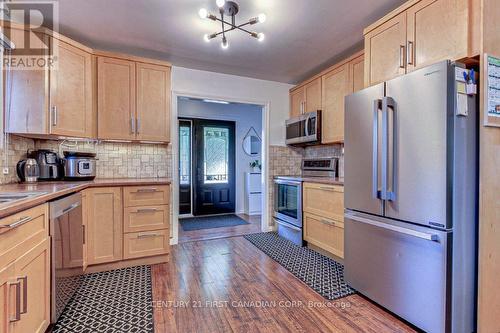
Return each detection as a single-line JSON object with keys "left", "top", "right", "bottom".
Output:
{"left": 199, "top": 1, "right": 266, "bottom": 50}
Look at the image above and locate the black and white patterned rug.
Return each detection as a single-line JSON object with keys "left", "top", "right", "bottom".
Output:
{"left": 53, "top": 265, "right": 154, "bottom": 333}
{"left": 244, "top": 232, "right": 355, "bottom": 300}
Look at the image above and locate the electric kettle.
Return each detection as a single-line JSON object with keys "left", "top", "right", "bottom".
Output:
{"left": 16, "top": 158, "right": 39, "bottom": 183}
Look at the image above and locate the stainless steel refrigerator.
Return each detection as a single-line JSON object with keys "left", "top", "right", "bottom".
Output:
{"left": 344, "top": 61, "right": 477, "bottom": 333}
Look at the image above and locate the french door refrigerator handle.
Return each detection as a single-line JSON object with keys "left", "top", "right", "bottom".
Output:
{"left": 346, "top": 213, "right": 439, "bottom": 242}
{"left": 372, "top": 99, "right": 382, "bottom": 199}
{"left": 383, "top": 96, "right": 396, "bottom": 201}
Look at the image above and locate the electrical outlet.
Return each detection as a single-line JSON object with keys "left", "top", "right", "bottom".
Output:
{"left": 2, "top": 167, "right": 9, "bottom": 175}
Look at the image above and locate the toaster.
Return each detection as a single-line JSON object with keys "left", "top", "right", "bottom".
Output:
{"left": 63, "top": 151, "right": 96, "bottom": 180}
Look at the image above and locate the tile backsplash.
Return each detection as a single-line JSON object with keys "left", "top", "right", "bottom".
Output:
{"left": 0, "top": 134, "right": 172, "bottom": 184}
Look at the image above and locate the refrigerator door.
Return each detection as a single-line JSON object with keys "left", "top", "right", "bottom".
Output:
{"left": 344, "top": 83, "right": 385, "bottom": 216}
{"left": 384, "top": 61, "right": 452, "bottom": 228}
{"left": 344, "top": 210, "right": 450, "bottom": 333}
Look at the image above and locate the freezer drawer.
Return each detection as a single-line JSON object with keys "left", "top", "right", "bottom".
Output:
{"left": 344, "top": 211, "right": 451, "bottom": 333}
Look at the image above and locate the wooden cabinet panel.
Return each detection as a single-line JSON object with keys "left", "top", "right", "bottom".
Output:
{"left": 86, "top": 187, "right": 123, "bottom": 265}
{"left": 290, "top": 87, "right": 305, "bottom": 118}
{"left": 12, "top": 239, "right": 51, "bottom": 333}
{"left": 406, "top": 0, "right": 468, "bottom": 72}
{"left": 350, "top": 55, "right": 365, "bottom": 93}
{"left": 124, "top": 205, "right": 170, "bottom": 233}
{"left": 82, "top": 191, "right": 88, "bottom": 271}
{"left": 123, "top": 185, "right": 170, "bottom": 207}
{"left": 123, "top": 229, "right": 169, "bottom": 260}
{"left": 304, "top": 213, "right": 344, "bottom": 258}
{"left": 97, "top": 57, "right": 136, "bottom": 140}
{"left": 304, "top": 78, "right": 322, "bottom": 114}
{"left": 0, "top": 204, "right": 48, "bottom": 258}
{"left": 364, "top": 12, "right": 407, "bottom": 86}
{"left": 303, "top": 183, "right": 344, "bottom": 222}
{"left": 0, "top": 262, "right": 15, "bottom": 333}
{"left": 136, "top": 63, "right": 171, "bottom": 142}
{"left": 321, "top": 64, "right": 349, "bottom": 143}
{"left": 50, "top": 40, "right": 93, "bottom": 138}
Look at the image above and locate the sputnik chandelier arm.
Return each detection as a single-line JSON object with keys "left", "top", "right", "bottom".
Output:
{"left": 199, "top": 0, "right": 266, "bottom": 49}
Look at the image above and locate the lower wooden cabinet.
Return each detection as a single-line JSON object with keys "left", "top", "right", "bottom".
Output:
{"left": 123, "top": 229, "right": 169, "bottom": 260}
{"left": 86, "top": 187, "right": 123, "bottom": 265}
{"left": 124, "top": 205, "right": 170, "bottom": 233}
{"left": 303, "top": 213, "right": 345, "bottom": 258}
{"left": 0, "top": 238, "right": 51, "bottom": 333}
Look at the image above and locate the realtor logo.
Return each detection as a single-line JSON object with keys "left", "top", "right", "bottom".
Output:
{"left": 1, "top": 1, "right": 59, "bottom": 69}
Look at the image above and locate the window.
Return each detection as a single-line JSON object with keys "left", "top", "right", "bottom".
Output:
{"left": 179, "top": 125, "right": 191, "bottom": 185}
{"left": 203, "top": 127, "right": 229, "bottom": 184}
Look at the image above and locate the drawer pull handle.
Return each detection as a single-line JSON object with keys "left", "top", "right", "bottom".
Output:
{"left": 320, "top": 219, "right": 335, "bottom": 226}
{"left": 9, "top": 280, "right": 21, "bottom": 322}
{"left": 19, "top": 276, "right": 27, "bottom": 314}
{"left": 319, "top": 186, "right": 341, "bottom": 192}
{"left": 136, "top": 208, "right": 158, "bottom": 213}
{"left": 136, "top": 188, "right": 157, "bottom": 193}
{"left": 0, "top": 216, "right": 33, "bottom": 229}
{"left": 137, "top": 233, "right": 159, "bottom": 239}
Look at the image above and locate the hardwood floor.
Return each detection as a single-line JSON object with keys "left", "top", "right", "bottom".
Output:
{"left": 178, "top": 214, "right": 262, "bottom": 243}
{"left": 152, "top": 236, "right": 417, "bottom": 333}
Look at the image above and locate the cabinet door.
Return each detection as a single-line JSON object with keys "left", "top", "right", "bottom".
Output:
{"left": 321, "top": 64, "right": 349, "bottom": 143}
{"left": 304, "top": 77, "right": 322, "bottom": 113}
{"left": 303, "top": 182, "right": 344, "bottom": 222}
{"left": 304, "top": 213, "right": 344, "bottom": 258}
{"left": 12, "top": 239, "right": 50, "bottom": 333}
{"left": 50, "top": 40, "right": 93, "bottom": 138}
{"left": 97, "top": 57, "right": 136, "bottom": 140}
{"left": 364, "top": 12, "right": 407, "bottom": 86}
{"left": 136, "top": 63, "right": 171, "bottom": 142}
{"left": 290, "top": 87, "right": 305, "bottom": 117}
{"left": 86, "top": 187, "right": 123, "bottom": 265}
{"left": 0, "top": 262, "right": 15, "bottom": 333}
{"left": 349, "top": 54, "right": 365, "bottom": 93}
{"left": 123, "top": 229, "right": 169, "bottom": 260}
{"left": 406, "top": 0, "right": 468, "bottom": 72}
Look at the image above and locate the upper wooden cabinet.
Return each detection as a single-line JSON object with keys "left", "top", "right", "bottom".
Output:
{"left": 364, "top": 0, "right": 479, "bottom": 86}
{"left": 289, "top": 51, "right": 364, "bottom": 144}
{"left": 97, "top": 57, "right": 137, "bottom": 141}
{"left": 5, "top": 32, "right": 94, "bottom": 138}
{"left": 97, "top": 54, "right": 171, "bottom": 143}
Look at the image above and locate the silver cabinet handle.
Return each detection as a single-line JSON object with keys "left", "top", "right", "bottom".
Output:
{"left": 346, "top": 213, "right": 439, "bottom": 242}
{"left": 319, "top": 186, "right": 342, "bottom": 192}
{"left": 130, "top": 116, "right": 136, "bottom": 134}
{"left": 407, "top": 41, "right": 414, "bottom": 65}
{"left": 373, "top": 99, "right": 382, "bottom": 199}
{"left": 399, "top": 45, "right": 405, "bottom": 69}
{"left": 62, "top": 202, "right": 80, "bottom": 214}
{"left": 9, "top": 280, "right": 21, "bottom": 322}
{"left": 320, "top": 219, "right": 335, "bottom": 227}
{"left": 82, "top": 225, "right": 86, "bottom": 245}
{"left": 0, "top": 216, "right": 32, "bottom": 229}
{"left": 19, "top": 276, "right": 27, "bottom": 315}
{"left": 52, "top": 106, "right": 57, "bottom": 126}
{"left": 136, "top": 208, "right": 157, "bottom": 213}
{"left": 137, "top": 232, "right": 159, "bottom": 239}
{"left": 136, "top": 188, "right": 157, "bottom": 193}
{"left": 136, "top": 117, "right": 140, "bottom": 134}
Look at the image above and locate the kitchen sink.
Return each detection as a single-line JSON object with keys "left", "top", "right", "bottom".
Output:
{"left": 0, "top": 192, "right": 48, "bottom": 204}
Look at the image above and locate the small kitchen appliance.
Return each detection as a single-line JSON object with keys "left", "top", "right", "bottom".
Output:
{"left": 16, "top": 158, "right": 40, "bottom": 183}
{"left": 63, "top": 151, "right": 96, "bottom": 180}
{"left": 285, "top": 111, "right": 322, "bottom": 146}
{"left": 29, "top": 149, "right": 64, "bottom": 181}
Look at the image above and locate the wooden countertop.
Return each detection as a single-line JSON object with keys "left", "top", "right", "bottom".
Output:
{"left": 0, "top": 178, "right": 171, "bottom": 218}
{"left": 274, "top": 176, "right": 344, "bottom": 186}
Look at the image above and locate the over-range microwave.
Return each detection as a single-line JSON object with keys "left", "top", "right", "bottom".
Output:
{"left": 285, "top": 111, "right": 321, "bottom": 146}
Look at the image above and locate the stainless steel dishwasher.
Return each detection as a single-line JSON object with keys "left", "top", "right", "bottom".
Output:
{"left": 49, "top": 192, "right": 83, "bottom": 324}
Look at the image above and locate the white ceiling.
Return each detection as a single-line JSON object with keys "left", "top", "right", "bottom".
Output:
{"left": 55, "top": 0, "right": 406, "bottom": 84}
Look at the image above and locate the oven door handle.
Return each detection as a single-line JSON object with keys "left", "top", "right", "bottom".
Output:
{"left": 273, "top": 218, "right": 301, "bottom": 232}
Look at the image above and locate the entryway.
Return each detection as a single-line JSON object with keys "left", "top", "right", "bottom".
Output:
{"left": 176, "top": 97, "right": 264, "bottom": 243}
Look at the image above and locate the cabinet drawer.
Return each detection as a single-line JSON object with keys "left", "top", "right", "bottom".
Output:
{"left": 124, "top": 205, "right": 169, "bottom": 233}
{"left": 303, "top": 182, "right": 344, "bottom": 222}
{"left": 123, "top": 185, "right": 169, "bottom": 207}
{"left": 123, "top": 229, "right": 169, "bottom": 259}
{"left": 0, "top": 204, "right": 48, "bottom": 257}
{"left": 303, "top": 212, "right": 344, "bottom": 258}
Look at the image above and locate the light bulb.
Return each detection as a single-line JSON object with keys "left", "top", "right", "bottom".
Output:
{"left": 203, "top": 34, "right": 210, "bottom": 42}
{"left": 221, "top": 37, "right": 229, "bottom": 50}
{"left": 198, "top": 8, "right": 208, "bottom": 19}
{"left": 257, "top": 33, "right": 265, "bottom": 42}
{"left": 258, "top": 13, "right": 266, "bottom": 23}
{"left": 216, "top": 0, "right": 225, "bottom": 8}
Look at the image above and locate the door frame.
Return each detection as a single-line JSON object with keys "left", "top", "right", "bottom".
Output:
{"left": 171, "top": 90, "right": 271, "bottom": 245}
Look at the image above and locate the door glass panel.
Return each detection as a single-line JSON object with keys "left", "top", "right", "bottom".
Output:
{"left": 179, "top": 125, "right": 191, "bottom": 185}
{"left": 203, "top": 127, "right": 229, "bottom": 184}
{"left": 276, "top": 184, "right": 298, "bottom": 218}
